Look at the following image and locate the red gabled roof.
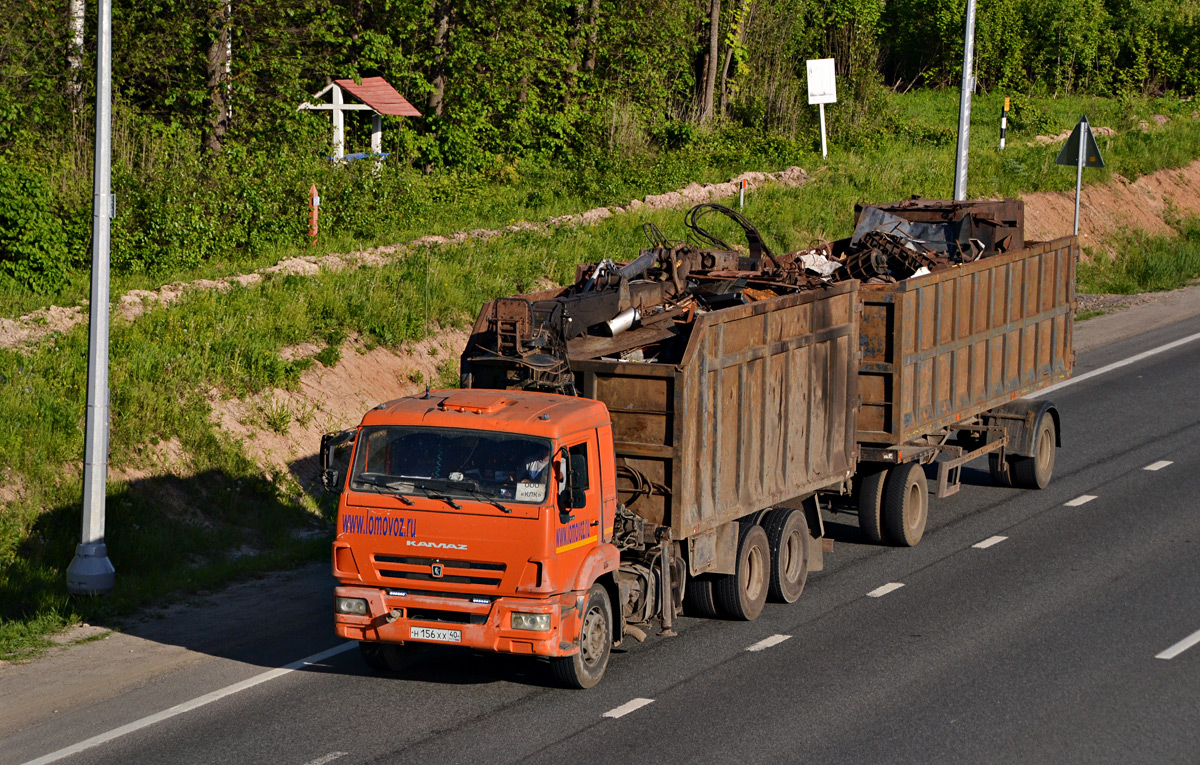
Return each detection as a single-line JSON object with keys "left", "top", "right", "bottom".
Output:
{"left": 334, "top": 77, "right": 422, "bottom": 117}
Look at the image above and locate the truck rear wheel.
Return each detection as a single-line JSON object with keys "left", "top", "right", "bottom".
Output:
{"left": 551, "top": 583, "right": 612, "bottom": 689}
{"left": 763, "top": 508, "right": 808, "bottom": 603}
{"left": 1010, "top": 415, "right": 1056, "bottom": 489}
{"left": 683, "top": 575, "right": 720, "bottom": 618}
{"left": 882, "top": 462, "right": 928, "bottom": 547}
{"left": 857, "top": 468, "right": 888, "bottom": 544}
{"left": 714, "top": 523, "right": 770, "bottom": 620}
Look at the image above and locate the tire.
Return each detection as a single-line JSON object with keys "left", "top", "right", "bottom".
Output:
{"left": 1010, "top": 415, "right": 1056, "bottom": 490}
{"left": 762, "top": 507, "right": 809, "bottom": 603}
{"left": 683, "top": 574, "right": 720, "bottom": 618}
{"left": 714, "top": 523, "right": 770, "bottom": 620}
{"left": 551, "top": 583, "right": 612, "bottom": 689}
{"left": 882, "top": 462, "right": 929, "bottom": 547}
{"left": 359, "top": 641, "right": 389, "bottom": 672}
{"left": 857, "top": 468, "right": 888, "bottom": 544}
{"left": 989, "top": 453, "right": 1015, "bottom": 488}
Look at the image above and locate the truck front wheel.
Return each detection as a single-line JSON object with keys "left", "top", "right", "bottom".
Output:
{"left": 714, "top": 523, "right": 770, "bottom": 620}
{"left": 552, "top": 584, "right": 612, "bottom": 689}
{"left": 359, "top": 641, "right": 407, "bottom": 672}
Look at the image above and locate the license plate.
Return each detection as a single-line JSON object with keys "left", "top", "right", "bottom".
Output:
{"left": 410, "top": 626, "right": 461, "bottom": 643}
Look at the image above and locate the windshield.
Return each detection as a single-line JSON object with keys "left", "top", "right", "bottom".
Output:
{"left": 349, "top": 426, "right": 553, "bottom": 505}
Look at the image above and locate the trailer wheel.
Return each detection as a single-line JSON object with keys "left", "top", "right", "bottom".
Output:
{"left": 988, "top": 453, "right": 1015, "bottom": 488}
{"left": 683, "top": 575, "right": 720, "bottom": 618}
{"left": 763, "top": 508, "right": 808, "bottom": 603}
{"left": 1011, "top": 414, "right": 1056, "bottom": 490}
{"left": 551, "top": 583, "right": 612, "bottom": 689}
{"left": 882, "top": 462, "right": 928, "bottom": 547}
{"left": 714, "top": 524, "right": 770, "bottom": 620}
{"left": 857, "top": 468, "right": 888, "bottom": 544}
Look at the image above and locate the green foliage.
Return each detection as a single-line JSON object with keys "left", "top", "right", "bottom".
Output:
{"left": 0, "top": 160, "right": 88, "bottom": 294}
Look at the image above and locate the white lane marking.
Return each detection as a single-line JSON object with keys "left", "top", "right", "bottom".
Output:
{"left": 1156, "top": 628, "right": 1200, "bottom": 660}
{"left": 1144, "top": 460, "right": 1174, "bottom": 471}
{"left": 1065, "top": 495, "right": 1097, "bottom": 507}
{"left": 23, "top": 642, "right": 357, "bottom": 765}
{"left": 747, "top": 634, "right": 792, "bottom": 652}
{"left": 603, "top": 698, "right": 655, "bottom": 719}
{"left": 868, "top": 582, "right": 905, "bottom": 598}
{"left": 973, "top": 535, "right": 1008, "bottom": 549}
{"left": 1033, "top": 331, "right": 1200, "bottom": 398}
{"left": 301, "top": 753, "right": 348, "bottom": 765}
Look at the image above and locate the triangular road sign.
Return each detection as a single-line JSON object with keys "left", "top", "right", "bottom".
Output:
{"left": 1055, "top": 115, "right": 1106, "bottom": 168}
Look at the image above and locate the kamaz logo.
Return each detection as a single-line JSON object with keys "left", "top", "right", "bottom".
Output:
{"left": 406, "top": 540, "right": 468, "bottom": 551}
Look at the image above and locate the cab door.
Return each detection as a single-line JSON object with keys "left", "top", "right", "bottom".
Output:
{"left": 554, "top": 433, "right": 601, "bottom": 562}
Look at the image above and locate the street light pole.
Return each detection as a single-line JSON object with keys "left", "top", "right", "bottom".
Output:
{"left": 952, "top": 0, "right": 977, "bottom": 201}
{"left": 67, "top": 0, "right": 115, "bottom": 596}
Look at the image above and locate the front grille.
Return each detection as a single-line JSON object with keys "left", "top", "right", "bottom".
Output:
{"left": 408, "top": 608, "right": 487, "bottom": 625}
{"left": 374, "top": 554, "right": 507, "bottom": 588}
{"left": 380, "top": 570, "right": 502, "bottom": 586}
{"left": 376, "top": 555, "right": 504, "bottom": 571}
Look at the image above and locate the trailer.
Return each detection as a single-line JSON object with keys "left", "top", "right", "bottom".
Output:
{"left": 842, "top": 199, "right": 1076, "bottom": 546}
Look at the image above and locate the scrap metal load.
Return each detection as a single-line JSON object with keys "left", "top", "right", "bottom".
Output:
{"left": 461, "top": 203, "right": 839, "bottom": 395}
{"left": 461, "top": 198, "right": 1025, "bottom": 396}
{"left": 833, "top": 197, "right": 1025, "bottom": 283}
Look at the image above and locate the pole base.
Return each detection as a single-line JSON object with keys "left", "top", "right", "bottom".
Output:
{"left": 67, "top": 542, "right": 115, "bottom": 595}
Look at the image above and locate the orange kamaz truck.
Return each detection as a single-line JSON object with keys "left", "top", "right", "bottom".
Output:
{"left": 323, "top": 200, "right": 1074, "bottom": 688}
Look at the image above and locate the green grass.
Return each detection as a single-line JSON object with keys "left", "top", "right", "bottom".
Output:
{"left": 1078, "top": 218, "right": 1200, "bottom": 294}
{"left": 4, "top": 88, "right": 1200, "bottom": 660}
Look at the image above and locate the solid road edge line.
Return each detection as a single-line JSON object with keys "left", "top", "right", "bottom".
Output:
{"left": 1033, "top": 330, "right": 1200, "bottom": 398}
{"left": 22, "top": 642, "right": 357, "bottom": 765}
{"left": 1156, "top": 628, "right": 1200, "bottom": 660}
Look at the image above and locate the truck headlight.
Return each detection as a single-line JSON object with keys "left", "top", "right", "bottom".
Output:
{"left": 336, "top": 597, "right": 369, "bottom": 616}
{"left": 510, "top": 612, "right": 551, "bottom": 631}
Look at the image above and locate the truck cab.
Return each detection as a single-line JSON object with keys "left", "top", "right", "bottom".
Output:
{"left": 327, "top": 388, "right": 620, "bottom": 687}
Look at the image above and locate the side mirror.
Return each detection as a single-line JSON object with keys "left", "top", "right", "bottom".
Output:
{"left": 320, "top": 429, "right": 355, "bottom": 494}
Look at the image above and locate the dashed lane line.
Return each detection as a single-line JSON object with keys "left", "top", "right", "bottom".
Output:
{"left": 973, "top": 535, "right": 1008, "bottom": 549}
{"left": 747, "top": 634, "right": 792, "bottom": 652}
{"left": 1144, "top": 460, "right": 1174, "bottom": 471}
{"left": 867, "top": 583, "right": 905, "bottom": 598}
{"left": 23, "top": 642, "right": 358, "bottom": 765}
{"left": 603, "top": 698, "right": 655, "bottom": 719}
{"left": 300, "top": 753, "right": 348, "bottom": 765}
{"left": 1156, "top": 628, "right": 1200, "bottom": 660}
{"left": 1065, "top": 495, "right": 1098, "bottom": 507}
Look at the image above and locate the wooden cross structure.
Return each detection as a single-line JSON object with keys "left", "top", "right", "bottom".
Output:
{"left": 298, "top": 77, "right": 422, "bottom": 159}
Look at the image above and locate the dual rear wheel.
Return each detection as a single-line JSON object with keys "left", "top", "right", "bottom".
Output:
{"left": 858, "top": 462, "right": 928, "bottom": 547}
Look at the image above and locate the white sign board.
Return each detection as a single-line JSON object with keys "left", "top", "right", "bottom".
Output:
{"left": 807, "top": 59, "right": 837, "bottom": 105}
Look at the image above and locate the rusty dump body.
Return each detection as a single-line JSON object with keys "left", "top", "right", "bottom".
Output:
{"left": 463, "top": 280, "right": 860, "bottom": 560}
{"left": 849, "top": 201, "right": 1076, "bottom": 448}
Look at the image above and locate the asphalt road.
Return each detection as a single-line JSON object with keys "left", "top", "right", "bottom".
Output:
{"left": 4, "top": 311, "right": 1200, "bottom": 765}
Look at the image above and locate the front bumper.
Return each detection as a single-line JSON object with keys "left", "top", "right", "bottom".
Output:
{"left": 334, "top": 585, "right": 583, "bottom": 657}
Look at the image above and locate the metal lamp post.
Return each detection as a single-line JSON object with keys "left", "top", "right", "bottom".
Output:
{"left": 67, "top": 0, "right": 116, "bottom": 595}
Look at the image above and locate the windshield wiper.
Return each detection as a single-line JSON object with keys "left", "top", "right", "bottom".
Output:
{"left": 409, "top": 484, "right": 463, "bottom": 510}
{"left": 351, "top": 473, "right": 415, "bottom": 505}
{"left": 459, "top": 487, "right": 513, "bottom": 514}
